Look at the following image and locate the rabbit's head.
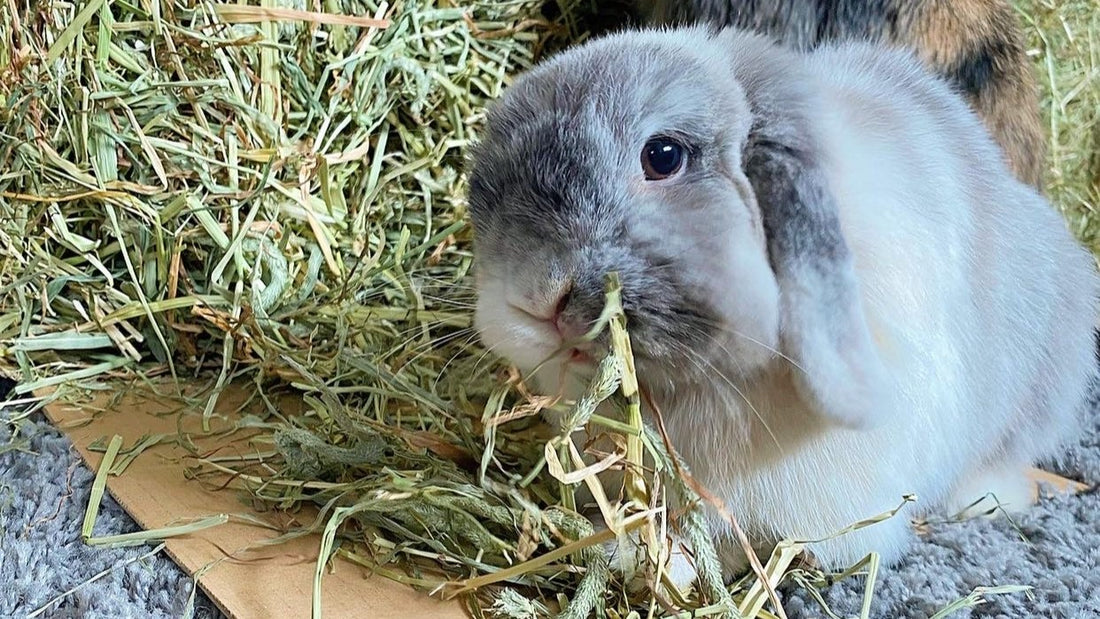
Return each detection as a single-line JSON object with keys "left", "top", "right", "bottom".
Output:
{"left": 468, "top": 28, "right": 889, "bottom": 430}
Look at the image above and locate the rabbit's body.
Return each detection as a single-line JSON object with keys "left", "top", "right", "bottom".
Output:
{"left": 467, "top": 27, "right": 1098, "bottom": 575}
{"left": 635, "top": 0, "right": 1045, "bottom": 189}
{"left": 654, "top": 38, "right": 1097, "bottom": 570}
{"left": 666, "top": 51, "right": 1090, "bottom": 568}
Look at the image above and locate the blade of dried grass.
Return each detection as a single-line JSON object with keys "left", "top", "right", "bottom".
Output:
{"left": 213, "top": 5, "right": 391, "bottom": 28}
{"left": 791, "top": 495, "right": 915, "bottom": 546}
{"left": 928, "top": 585, "right": 1032, "bottom": 619}
{"left": 45, "top": 0, "right": 108, "bottom": 63}
{"left": 81, "top": 434, "right": 122, "bottom": 542}
{"left": 86, "top": 514, "right": 230, "bottom": 548}
{"left": 107, "top": 433, "right": 174, "bottom": 475}
{"left": 444, "top": 509, "right": 656, "bottom": 596}
{"left": 15, "top": 357, "right": 132, "bottom": 395}
{"left": 858, "top": 553, "right": 880, "bottom": 619}
{"left": 26, "top": 544, "right": 168, "bottom": 619}
{"left": 737, "top": 541, "right": 803, "bottom": 618}
{"left": 11, "top": 333, "right": 114, "bottom": 351}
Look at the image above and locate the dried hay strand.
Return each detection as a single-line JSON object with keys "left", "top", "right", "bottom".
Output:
{"left": 0, "top": 0, "right": 1094, "bottom": 617}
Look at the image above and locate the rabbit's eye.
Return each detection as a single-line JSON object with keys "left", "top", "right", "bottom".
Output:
{"left": 641, "top": 138, "right": 685, "bottom": 181}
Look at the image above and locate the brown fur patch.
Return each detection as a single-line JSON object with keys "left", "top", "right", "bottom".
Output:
{"left": 891, "top": 1, "right": 1045, "bottom": 188}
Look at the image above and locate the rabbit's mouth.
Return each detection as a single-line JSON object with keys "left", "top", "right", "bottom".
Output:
{"left": 567, "top": 347, "right": 593, "bottom": 365}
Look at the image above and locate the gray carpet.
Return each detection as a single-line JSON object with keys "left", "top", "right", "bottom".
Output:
{"left": 2, "top": 390, "right": 1099, "bottom": 618}
{"left": 0, "top": 414, "right": 223, "bottom": 619}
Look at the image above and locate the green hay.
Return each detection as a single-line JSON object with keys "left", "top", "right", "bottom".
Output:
{"left": 1, "top": 0, "right": 1093, "bottom": 617}
{"left": 1015, "top": 0, "right": 1100, "bottom": 254}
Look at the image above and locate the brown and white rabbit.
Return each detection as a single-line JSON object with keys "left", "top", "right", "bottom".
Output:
{"left": 633, "top": 0, "right": 1046, "bottom": 189}
{"left": 466, "top": 25, "right": 1098, "bottom": 579}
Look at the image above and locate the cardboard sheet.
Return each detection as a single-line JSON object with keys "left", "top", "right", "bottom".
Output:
{"left": 40, "top": 381, "right": 1090, "bottom": 618}
{"left": 42, "top": 383, "right": 466, "bottom": 619}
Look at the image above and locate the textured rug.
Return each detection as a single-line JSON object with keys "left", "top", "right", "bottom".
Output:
{"left": 0, "top": 408, "right": 222, "bottom": 619}
{"left": 2, "top": 382, "right": 1099, "bottom": 618}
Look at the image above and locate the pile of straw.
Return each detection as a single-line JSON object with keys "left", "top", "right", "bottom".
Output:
{"left": 1, "top": 0, "right": 1095, "bottom": 616}
{"left": 1016, "top": 0, "right": 1100, "bottom": 253}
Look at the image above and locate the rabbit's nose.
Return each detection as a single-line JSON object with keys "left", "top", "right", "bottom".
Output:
{"left": 550, "top": 282, "right": 583, "bottom": 340}
{"left": 550, "top": 283, "right": 576, "bottom": 336}
{"left": 551, "top": 291, "right": 596, "bottom": 364}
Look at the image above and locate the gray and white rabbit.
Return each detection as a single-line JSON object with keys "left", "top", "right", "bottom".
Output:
{"left": 466, "top": 26, "right": 1099, "bottom": 578}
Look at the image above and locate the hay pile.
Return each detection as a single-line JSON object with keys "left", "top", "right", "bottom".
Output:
{"left": 0, "top": 0, "right": 1096, "bottom": 617}
{"left": 1016, "top": 0, "right": 1100, "bottom": 254}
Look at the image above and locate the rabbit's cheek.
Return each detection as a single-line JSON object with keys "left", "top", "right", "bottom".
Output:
{"left": 474, "top": 279, "right": 560, "bottom": 370}
{"left": 701, "top": 227, "right": 782, "bottom": 370}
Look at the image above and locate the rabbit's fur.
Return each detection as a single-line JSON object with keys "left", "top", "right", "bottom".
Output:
{"left": 634, "top": 0, "right": 1046, "bottom": 189}
{"left": 467, "top": 26, "right": 1099, "bottom": 575}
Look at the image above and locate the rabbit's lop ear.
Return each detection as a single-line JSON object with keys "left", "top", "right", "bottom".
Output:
{"left": 743, "top": 138, "right": 891, "bottom": 430}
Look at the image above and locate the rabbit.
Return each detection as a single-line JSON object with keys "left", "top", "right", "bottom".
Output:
{"left": 466, "top": 24, "right": 1099, "bottom": 581}
{"left": 631, "top": 0, "right": 1046, "bottom": 190}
